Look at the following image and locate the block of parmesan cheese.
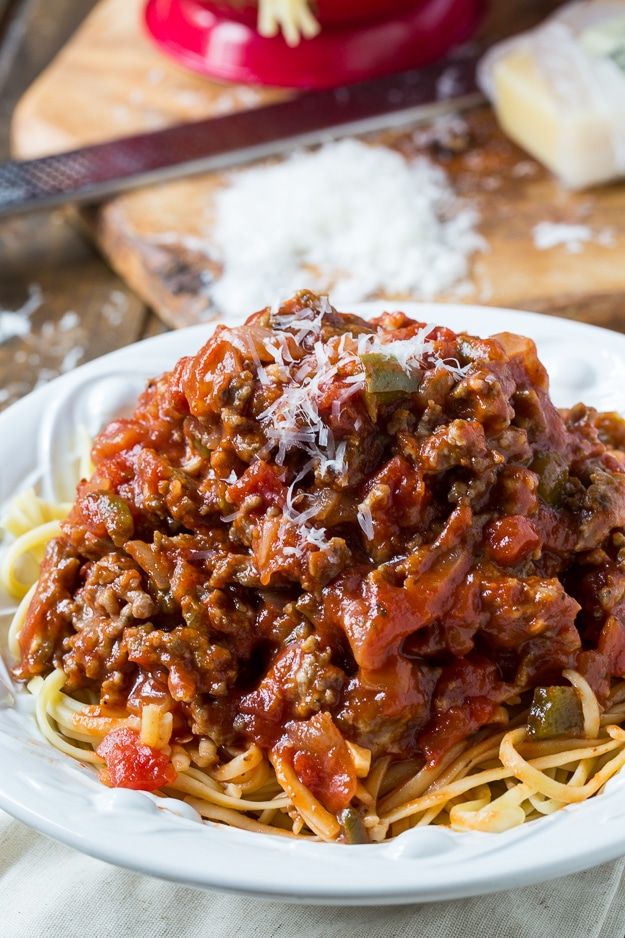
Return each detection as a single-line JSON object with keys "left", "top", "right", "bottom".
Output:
{"left": 478, "top": 1, "right": 625, "bottom": 189}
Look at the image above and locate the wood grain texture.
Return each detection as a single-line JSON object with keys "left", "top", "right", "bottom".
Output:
{"left": 0, "top": 0, "right": 96, "bottom": 154}
{"left": 12, "top": 0, "right": 625, "bottom": 334}
{"left": 0, "top": 214, "right": 147, "bottom": 406}
{"left": 11, "top": 0, "right": 284, "bottom": 156}
{"left": 0, "top": 0, "right": 19, "bottom": 34}
{"left": 0, "top": 0, "right": 151, "bottom": 413}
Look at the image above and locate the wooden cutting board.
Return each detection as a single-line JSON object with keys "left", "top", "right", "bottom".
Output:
{"left": 11, "top": 0, "right": 625, "bottom": 331}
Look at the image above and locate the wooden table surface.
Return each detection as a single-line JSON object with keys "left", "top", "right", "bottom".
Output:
{"left": 0, "top": 0, "right": 164, "bottom": 415}
{"left": 0, "top": 0, "right": 585, "bottom": 415}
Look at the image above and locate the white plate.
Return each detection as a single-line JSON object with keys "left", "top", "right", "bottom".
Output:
{"left": 2, "top": 303, "right": 625, "bottom": 905}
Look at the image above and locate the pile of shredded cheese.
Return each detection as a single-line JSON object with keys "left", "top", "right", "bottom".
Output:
{"left": 211, "top": 139, "right": 483, "bottom": 317}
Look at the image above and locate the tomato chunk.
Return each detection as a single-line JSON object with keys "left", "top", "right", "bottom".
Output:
{"left": 419, "top": 656, "right": 507, "bottom": 764}
{"left": 182, "top": 331, "right": 244, "bottom": 417}
{"left": 91, "top": 419, "right": 145, "bottom": 463}
{"left": 274, "top": 712, "right": 356, "bottom": 813}
{"left": 599, "top": 615, "right": 625, "bottom": 676}
{"left": 96, "top": 727, "right": 177, "bottom": 791}
{"left": 228, "top": 460, "right": 286, "bottom": 509}
{"left": 485, "top": 515, "right": 541, "bottom": 566}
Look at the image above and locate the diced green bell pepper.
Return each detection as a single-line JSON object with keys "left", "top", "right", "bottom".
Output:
{"left": 531, "top": 452, "right": 569, "bottom": 506}
{"left": 527, "top": 685, "right": 584, "bottom": 739}
{"left": 97, "top": 493, "right": 134, "bottom": 547}
{"left": 359, "top": 353, "right": 421, "bottom": 395}
{"left": 338, "top": 807, "right": 370, "bottom": 844}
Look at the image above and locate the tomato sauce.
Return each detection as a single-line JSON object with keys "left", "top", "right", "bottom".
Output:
{"left": 16, "top": 292, "right": 625, "bottom": 797}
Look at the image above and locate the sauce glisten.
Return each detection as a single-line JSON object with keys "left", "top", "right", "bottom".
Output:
{"left": 16, "top": 292, "right": 625, "bottom": 807}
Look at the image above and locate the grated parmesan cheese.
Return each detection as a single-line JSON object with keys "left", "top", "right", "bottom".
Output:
{"left": 257, "top": 298, "right": 472, "bottom": 481}
{"left": 357, "top": 329, "right": 436, "bottom": 372}
{"left": 242, "top": 294, "right": 475, "bottom": 555}
{"left": 357, "top": 329, "right": 471, "bottom": 380}
{"left": 258, "top": 305, "right": 343, "bottom": 468}
{"left": 0, "top": 284, "right": 42, "bottom": 344}
{"left": 532, "top": 221, "right": 615, "bottom": 253}
{"left": 283, "top": 522, "right": 330, "bottom": 557}
{"left": 211, "top": 140, "right": 483, "bottom": 317}
{"left": 284, "top": 460, "right": 321, "bottom": 525}
{"left": 272, "top": 296, "right": 330, "bottom": 340}
{"left": 357, "top": 504, "right": 374, "bottom": 541}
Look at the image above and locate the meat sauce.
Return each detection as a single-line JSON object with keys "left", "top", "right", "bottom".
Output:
{"left": 15, "top": 292, "right": 625, "bottom": 807}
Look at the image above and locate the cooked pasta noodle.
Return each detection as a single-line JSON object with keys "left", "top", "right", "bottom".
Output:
{"left": 0, "top": 520, "right": 64, "bottom": 599}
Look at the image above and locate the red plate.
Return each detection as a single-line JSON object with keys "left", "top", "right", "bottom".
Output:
{"left": 144, "top": 0, "right": 483, "bottom": 90}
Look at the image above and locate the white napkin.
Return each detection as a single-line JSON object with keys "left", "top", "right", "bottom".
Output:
{"left": 1, "top": 810, "right": 624, "bottom": 938}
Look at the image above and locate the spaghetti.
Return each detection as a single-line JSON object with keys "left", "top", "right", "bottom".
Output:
{"left": 4, "top": 290, "right": 625, "bottom": 843}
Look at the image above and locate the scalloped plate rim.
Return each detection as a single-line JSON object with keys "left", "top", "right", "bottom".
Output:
{"left": 1, "top": 302, "right": 625, "bottom": 904}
